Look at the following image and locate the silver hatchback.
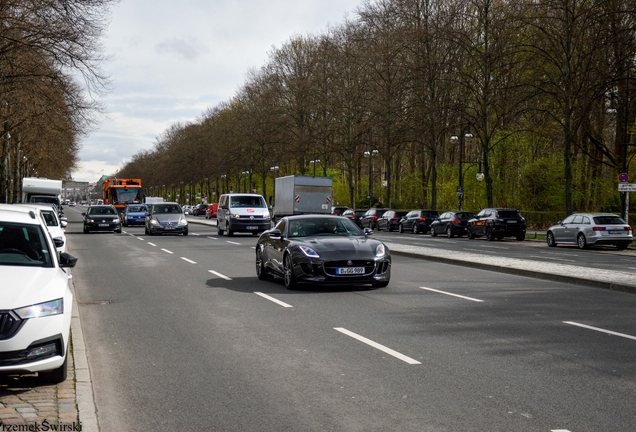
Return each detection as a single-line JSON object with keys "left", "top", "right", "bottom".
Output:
{"left": 546, "top": 213, "right": 633, "bottom": 250}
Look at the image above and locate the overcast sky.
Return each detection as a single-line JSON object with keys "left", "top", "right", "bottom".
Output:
{"left": 73, "top": 0, "right": 362, "bottom": 183}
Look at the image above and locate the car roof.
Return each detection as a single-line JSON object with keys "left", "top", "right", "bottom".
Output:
{"left": 0, "top": 204, "right": 42, "bottom": 225}
{"left": 284, "top": 214, "right": 348, "bottom": 220}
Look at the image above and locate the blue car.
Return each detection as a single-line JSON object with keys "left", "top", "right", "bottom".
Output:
{"left": 121, "top": 204, "right": 147, "bottom": 226}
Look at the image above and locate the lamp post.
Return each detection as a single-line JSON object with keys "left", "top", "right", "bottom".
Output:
{"left": 450, "top": 130, "right": 484, "bottom": 211}
{"left": 363, "top": 149, "right": 379, "bottom": 207}
{"left": 241, "top": 171, "right": 250, "bottom": 193}
{"left": 309, "top": 159, "right": 320, "bottom": 177}
{"left": 204, "top": 177, "right": 209, "bottom": 204}
{"left": 270, "top": 151, "right": 279, "bottom": 207}
{"left": 221, "top": 174, "right": 227, "bottom": 193}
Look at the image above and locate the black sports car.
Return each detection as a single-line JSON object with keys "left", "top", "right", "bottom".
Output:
{"left": 255, "top": 215, "right": 391, "bottom": 289}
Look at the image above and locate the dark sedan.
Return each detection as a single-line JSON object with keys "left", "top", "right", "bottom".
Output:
{"left": 144, "top": 202, "right": 188, "bottom": 236}
{"left": 342, "top": 208, "right": 366, "bottom": 227}
{"left": 467, "top": 208, "right": 526, "bottom": 241}
{"left": 398, "top": 210, "right": 440, "bottom": 234}
{"left": 255, "top": 215, "right": 391, "bottom": 289}
{"left": 430, "top": 211, "right": 476, "bottom": 238}
{"left": 360, "top": 208, "right": 389, "bottom": 230}
{"left": 82, "top": 205, "right": 121, "bottom": 234}
{"left": 377, "top": 210, "right": 408, "bottom": 232}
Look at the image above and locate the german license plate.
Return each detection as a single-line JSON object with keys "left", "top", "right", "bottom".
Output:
{"left": 608, "top": 230, "right": 621, "bottom": 234}
{"left": 164, "top": 226, "right": 174, "bottom": 230}
{"left": 247, "top": 226, "right": 257, "bottom": 230}
{"left": 336, "top": 267, "right": 365, "bottom": 275}
{"left": 507, "top": 220, "right": 517, "bottom": 223}
{"left": 98, "top": 224, "right": 109, "bottom": 227}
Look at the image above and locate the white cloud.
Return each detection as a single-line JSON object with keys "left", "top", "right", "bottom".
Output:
{"left": 73, "top": 0, "right": 361, "bottom": 182}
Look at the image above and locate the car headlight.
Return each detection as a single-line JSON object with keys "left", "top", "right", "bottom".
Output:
{"left": 14, "top": 299, "right": 64, "bottom": 319}
{"left": 263, "top": 212, "right": 271, "bottom": 220}
{"left": 179, "top": 217, "right": 188, "bottom": 226}
{"left": 299, "top": 245, "right": 320, "bottom": 258}
{"left": 375, "top": 243, "right": 386, "bottom": 258}
{"left": 113, "top": 218, "right": 120, "bottom": 224}
{"left": 151, "top": 219, "right": 161, "bottom": 225}
{"left": 233, "top": 213, "right": 241, "bottom": 219}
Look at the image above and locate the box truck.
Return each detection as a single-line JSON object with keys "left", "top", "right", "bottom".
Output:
{"left": 273, "top": 175, "right": 333, "bottom": 220}
{"left": 21, "top": 177, "right": 63, "bottom": 209}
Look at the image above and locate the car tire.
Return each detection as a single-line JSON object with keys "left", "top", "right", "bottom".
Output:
{"left": 145, "top": 225, "right": 149, "bottom": 235}
{"left": 83, "top": 226, "right": 89, "bottom": 234}
{"left": 372, "top": 281, "right": 389, "bottom": 288}
{"left": 115, "top": 228, "right": 122, "bottom": 234}
{"left": 617, "top": 243, "right": 629, "bottom": 250}
{"left": 430, "top": 226, "right": 437, "bottom": 237}
{"left": 398, "top": 223, "right": 404, "bottom": 233}
{"left": 256, "top": 248, "right": 272, "bottom": 280}
{"left": 577, "top": 233, "right": 589, "bottom": 249}
{"left": 446, "top": 226, "right": 454, "bottom": 238}
{"left": 546, "top": 231, "right": 557, "bottom": 247}
{"left": 412, "top": 224, "right": 419, "bottom": 234}
{"left": 227, "top": 228, "right": 234, "bottom": 237}
{"left": 486, "top": 227, "right": 495, "bottom": 241}
{"left": 283, "top": 253, "right": 297, "bottom": 289}
{"left": 217, "top": 225, "right": 224, "bottom": 236}
{"left": 183, "top": 229, "right": 188, "bottom": 236}
{"left": 468, "top": 228, "right": 475, "bottom": 239}
{"left": 39, "top": 351, "right": 68, "bottom": 384}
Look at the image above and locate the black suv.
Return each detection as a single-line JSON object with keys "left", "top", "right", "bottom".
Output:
{"left": 467, "top": 208, "right": 526, "bottom": 241}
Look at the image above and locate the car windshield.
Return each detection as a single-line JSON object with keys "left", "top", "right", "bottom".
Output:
{"left": 593, "top": 215, "right": 626, "bottom": 225}
{"left": 127, "top": 205, "right": 146, "bottom": 213}
{"left": 89, "top": 207, "right": 116, "bottom": 215}
{"left": 230, "top": 196, "right": 266, "bottom": 208}
{"left": 456, "top": 212, "right": 475, "bottom": 219}
{"left": 41, "top": 210, "right": 58, "bottom": 227}
{"left": 153, "top": 204, "right": 182, "bottom": 214}
{"left": 288, "top": 218, "right": 364, "bottom": 237}
{"left": 0, "top": 222, "right": 53, "bottom": 267}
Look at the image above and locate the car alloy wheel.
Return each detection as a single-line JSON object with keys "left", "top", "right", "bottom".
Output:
{"left": 446, "top": 226, "right": 454, "bottom": 238}
{"left": 398, "top": 223, "right": 404, "bottom": 233}
{"left": 256, "top": 248, "right": 271, "bottom": 280}
{"left": 412, "top": 224, "right": 419, "bottom": 234}
{"left": 546, "top": 232, "right": 556, "bottom": 247}
{"left": 577, "top": 233, "right": 588, "bottom": 249}
{"left": 486, "top": 227, "right": 495, "bottom": 241}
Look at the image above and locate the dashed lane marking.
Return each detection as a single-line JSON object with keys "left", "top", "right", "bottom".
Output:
{"left": 227, "top": 241, "right": 241, "bottom": 245}
{"left": 181, "top": 257, "right": 196, "bottom": 264}
{"left": 148, "top": 243, "right": 157, "bottom": 247}
{"left": 208, "top": 270, "right": 232, "bottom": 280}
{"left": 334, "top": 327, "right": 421, "bottom": 365}
{"left": 419, "top": 287, "right": 484, "bottom": 302}
{"left": 564, "top": 321, "right": 636, "bottom": 341}
{"left": 161, "top": 249, "right": 173, "bottom": 254}
{"left": 255, "top": 292, "right": 293, "bottom": 308}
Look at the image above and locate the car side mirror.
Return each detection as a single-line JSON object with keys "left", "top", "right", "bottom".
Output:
{"left": 60, "top": 218, "right": 68, "bottom": 228}
{"left": 270, "top": 229, "right": 282, "bottom": 238}
{"left": 81, "top": 212, "right": 86, "bottom": 216}
{"left": 53, "top": 237, "right": 65, "bottom": 248}
{"left": 59, "top": 252, "right": 78, "bottom": 268}
{"left": 364, "top": 227, "right": 372, "bottom": 236}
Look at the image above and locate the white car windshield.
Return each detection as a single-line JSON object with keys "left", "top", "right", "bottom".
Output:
{"left": 0, "top": 222, "right": 53, "bottom": 267}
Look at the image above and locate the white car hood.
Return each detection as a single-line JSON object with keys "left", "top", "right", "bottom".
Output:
{"left": 0, "top": 266, "right": 69, "bottom": 309}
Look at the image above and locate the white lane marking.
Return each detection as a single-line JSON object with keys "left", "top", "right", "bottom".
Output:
{"left": 148, "top": 242, "right": 157, "bottom": 247}
{"left": 529, "top": 256, "right": 575, "bottom": 262}
{"left": 564, "top": 321, "right": 636, "bottom": 341}
{"left": 161, "top": 249, "right": 173, "bottom": 254}
{"left": 464, "top": 248, "right": 497, "bottom": 254}
{"left": 480, "top": 245, "right": 509, "bottom": 249}
{"left": 551, "top": 429, "right": 572, "bottom": 432}
{"left": 334, "top": 328, "right": 421, "bottom": 365}
{"left": 208, "top": 270, "right": 232, "bottom": 280}
{"left": 251, "top": 246, "right": 256, "bottom": 249}
{"left": 227, "top": 241, "right": 241, "bottom": 245}
{"left": 419, "top": 287, "right": 484, "bottom": 303}
{"left": 428, "top": 239, "right": 458, "bottom": 244}
{"left": 207, "top": 236, "right": 218, "bottom": 240}
{"left": 181, "top": 257, "right": 196, "bottom": 264}
{"left": 192, "top": 233, "right": 200, "bottom": 236}
{"left": 255, "top": 292, "right": 293, "bottom": 308}
{"left": 137, "top": 237, "right": 144, "bottom": 241}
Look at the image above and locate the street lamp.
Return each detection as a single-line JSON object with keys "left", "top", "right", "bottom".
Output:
{"left": 241, "top": 171, "right": 250, "bottom": 193}
{"left": 363, "top": 149, "right": 379, "bottom": 207}
{"left": 309, "top": 159, "right": 320, "bottom": 177}
{"left": 450, "top": 130, "right": 483, "bottom": 211}
{"left": 221, "top": 174, "right": 227, "bottom": 193}
{"left": 204, "top": 177, "right": 209, "bottom": 204}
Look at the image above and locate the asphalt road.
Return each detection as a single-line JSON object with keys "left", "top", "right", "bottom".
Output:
{"left": 65, "top": 207, "right": 636, "bottom": 431}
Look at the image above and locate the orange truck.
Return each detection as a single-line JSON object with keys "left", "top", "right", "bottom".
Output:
{"left": 103, "top": 178, "right": 143, "bottom": 213}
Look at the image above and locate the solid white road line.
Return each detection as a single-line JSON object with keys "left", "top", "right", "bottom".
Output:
{"left": 181, "top": 257, "right": 196, "bottom": 264}
{"left": 227, "top": 241, "right": 241, "bottom": 245}
{"left": 208, "top": 270, "right": 232, "bottom": 280}
{"left": 419, "top": 287, "right": 484, "bottom": 302}
{"left": 529, "top": 256, "right": 575, "bottom": 262}
{"left": 161, "top": 249, "right": 173, "bottom": 254}
{"left": 564, "top": 321, "right": 636, "bottom": 341}
{"left": 334, "top": 327, "right": 421, "bottom": 365}
{"left": 255, "top": 292, "right": 293, "bottom": 308}
{"left": 192, "top": 233, "right": 200, "bottom": 236}
{"left": 207, "top": 236, "right": 218, "bottom": 240}
{"left": 148, "top": 243, "right": 157, "bottom": 247}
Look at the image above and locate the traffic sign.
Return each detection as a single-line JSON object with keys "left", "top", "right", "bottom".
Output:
{"left": 619, "top": 172, "right": 629, "bottom": 183}
{"left": 618, "top": 183, "right": 636, "bottom": 192}
{"left": 456, "top": 186, "right": 463, "bottom": 196}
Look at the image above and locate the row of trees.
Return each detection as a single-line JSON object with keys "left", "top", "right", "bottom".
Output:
{"left": 116, "top": 0, "right": 636, "bottom": 216}
{"left": 0, "top": 0, "right": 114, "bottom": 202}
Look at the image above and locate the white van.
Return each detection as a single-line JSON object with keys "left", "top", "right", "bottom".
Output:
{"left": 217, "top": 193, "right": 271, "bottom": 236}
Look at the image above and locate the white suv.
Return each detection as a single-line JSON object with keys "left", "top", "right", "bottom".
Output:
{"left": 0, "top": 204, "right": 78, "bottom": 383}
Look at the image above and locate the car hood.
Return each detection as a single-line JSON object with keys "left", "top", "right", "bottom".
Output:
{"left": 0, "top": 267, "right": 70, "bottom": 309}
{"left": 152, "top": 214, "right": 185, "bottom": 222}
{"left": 296, "top": 236, "right": 387, "bottom": 259}
{"left": 232, "top": 208, "right": 269, "bottom": 217}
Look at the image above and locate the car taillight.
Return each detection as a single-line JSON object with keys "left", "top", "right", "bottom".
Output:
{"left": 593, "top": 227, "right": 606, "bottom": 231}
{"left": 625, "top": 226, "right": 633, "bottom": 231}
{"left": 392, "top": 217, "right": 400, "bottom": 221}
{"left": 417, "top": 217, "right": 426, "bottom": 222}
{"left": 372, "top": 215, "right": 378, "bottom": 220}
{"left": 452, "top": 219, "right": 461, "bottom": 225}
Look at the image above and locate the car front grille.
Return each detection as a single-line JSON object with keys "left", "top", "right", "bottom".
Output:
{"left": 0, "top": 312, "right": 23, "bottom": 340}
{"left": 322, "top": 260, "right": 377, "bottom": 277}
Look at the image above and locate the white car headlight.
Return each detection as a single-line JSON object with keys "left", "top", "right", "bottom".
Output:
{"left": 299, "top": 245, "right": 320, "bottom": 258}
{"left": 15, "top": 299, "right": 64, "bottom": 319}
{"left": 375, "top": 243, "right": 386, "bottom": 258}
{"left": 151, "top": 219, "right": 161, "bottom": 225}
{"left": 263, "top": 212, "right": 271, "bottom": 220}
{"left": 179, "top": 217, "right": 188, "bottom": 226}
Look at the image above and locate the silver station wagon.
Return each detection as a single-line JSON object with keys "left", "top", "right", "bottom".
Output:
{"left": 546, "top": 213, "right": 633, "bottom": 250}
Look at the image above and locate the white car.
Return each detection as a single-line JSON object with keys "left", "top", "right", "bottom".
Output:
{"left": 0, "top": 204, "right": 78, "bottom": 383}
{"left": 17, "top": 204, "right": 67, "bottom": 253}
